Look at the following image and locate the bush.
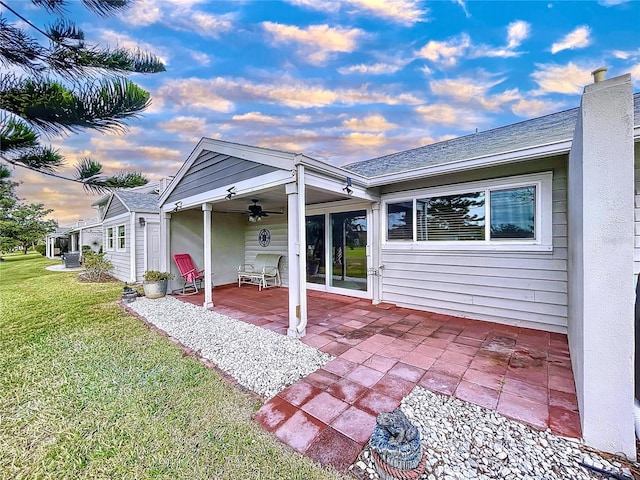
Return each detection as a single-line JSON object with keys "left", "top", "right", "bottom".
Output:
{"left": 82, "top": 251, "right": 114, "bottom": 282}
{"left": 34, "top": 244, "right": 46, "bottom": 256}
{"left": 81, "top": 245, "right": 93, "bottom": 253}
{"left": 143, "top": 270, "right": 174, "bottom": 282}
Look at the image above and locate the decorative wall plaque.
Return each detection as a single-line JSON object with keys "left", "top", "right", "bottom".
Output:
{"left": 258, "top": 228, "right": 271, "bottom": 247}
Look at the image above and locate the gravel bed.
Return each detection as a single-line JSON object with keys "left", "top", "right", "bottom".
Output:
{"left": 350, "top": 386, "right": 637, "bottom": 480}
{"left": 126, "top": 296, "right": 333, "bottom": 399}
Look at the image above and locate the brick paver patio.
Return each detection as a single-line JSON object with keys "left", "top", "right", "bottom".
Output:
{"left": 175, "top": 284, "right": 580, "bottom": 472}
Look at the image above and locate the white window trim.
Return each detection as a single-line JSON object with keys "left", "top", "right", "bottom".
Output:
{"left": 382, "top": 172, "right": 553, "bottom": 252}
{"left": 106, "top": 227, "right": 115, "bottom": 251}
{"left": 116, "top": 224, "right": 126, "bottom": 252}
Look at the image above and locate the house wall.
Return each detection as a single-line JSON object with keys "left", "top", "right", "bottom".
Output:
{"left": 167, "top": 209, "right": 247, "bottom": 289}
{"left": 567, "top": 74, "right": 635, "bottom": 458}
{"left": 213, "top": 212, "right": 246, "bottom": 285}
{"left": 165, "top": 151, "right": 278, "bottom": 204}
{"left": 633, "top": 141, "right": 640, "bottom": 275}
{"left": 102, "top": 213, "right": 131, "bottom": 282}
{"left": 243, "top": 214, "right": 289, "bottom": 286}
{"left": 378, "top": 156, "right": 568, "bottom": 333}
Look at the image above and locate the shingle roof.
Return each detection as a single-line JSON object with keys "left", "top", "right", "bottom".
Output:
{"left": 344, "top": 93, "right": 640, "bottom": 179}
{"left": 115, "top": 190, "right": 159, "bottom": 213}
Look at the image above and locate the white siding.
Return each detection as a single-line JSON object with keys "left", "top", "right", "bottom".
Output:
{"left": 103, "top": 216, "right": 131, "bottom": 282}
{"left": 135, "top": 221, "right": 145, "bottom": 282}
{"left": 243, "top": 214, "right": 289, "bottom": 286}
{"left": 380, "top": 167, "right": 568, "bottom": 333}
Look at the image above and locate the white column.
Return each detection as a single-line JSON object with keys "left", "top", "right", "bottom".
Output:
{"left": 296, "top": 165, "right": 307, "bottom": 336}
{"left": 371, "top": 202, "right": 381, "bottom": 304}
{"left": 202, "top": 203, "right": 214, "bottom": 309}
{"left": 567, "top": 73, "right": 635, "bottom": 458}
{"left": 161, "top": 212, "right": 171, "bottom": 272}
{"left": 286, "top": 182, "right": 302, "bottom": 336}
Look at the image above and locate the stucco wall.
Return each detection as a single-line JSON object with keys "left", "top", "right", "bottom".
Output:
{"left": 567, "top": 74, "right": 635, "bottom": 458}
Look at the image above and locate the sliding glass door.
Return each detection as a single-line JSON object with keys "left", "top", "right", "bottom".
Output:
{"left": 306, "top": 209, "right": 368, "bottom": 294}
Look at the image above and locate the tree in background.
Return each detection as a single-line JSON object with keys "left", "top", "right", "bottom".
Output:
{"left": 0, "top": 202, "right": 57, "bottom": 254}
{"left": 0, "top": 0, "right": 165, "bottom": 193}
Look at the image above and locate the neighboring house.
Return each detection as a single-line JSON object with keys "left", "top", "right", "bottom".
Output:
{"left": 45, "top": 219, "right": 102, "bottom": 258}
{"left": 101, "top": 184, "right": 162, "bottom": 283}
{"left": 157, "top": 73, "right": 638, "bottom": 457}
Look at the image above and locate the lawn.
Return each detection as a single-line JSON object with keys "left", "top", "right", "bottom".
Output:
{"left": 0, "top": 253, "right": 346, "bottom": 480}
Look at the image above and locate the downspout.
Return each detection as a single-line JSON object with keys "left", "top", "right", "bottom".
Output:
{"left": 296, "top": 163, "right": 308, "bottom": 334}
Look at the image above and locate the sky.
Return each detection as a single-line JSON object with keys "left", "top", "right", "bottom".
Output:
{"left": 4, "top": 0, "right": 640, "bottom": 225}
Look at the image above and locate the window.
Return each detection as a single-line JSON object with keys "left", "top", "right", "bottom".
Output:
{"left": 106, "top": 227, "right": 115, "bottom": 251}
{"left": 116, "top": 224, "right": 126, "bottom": 251}
{"left": 417, "top": 191, "right": 486, "bottom": 241}
{"left": 490, "top": 186, "right": 535, "bottom": 239}
{"left": 384, "top": 173, "right": 551, "bottom": 249}
{"left": 386, "top": 201, "right": 413, "bottom": 240}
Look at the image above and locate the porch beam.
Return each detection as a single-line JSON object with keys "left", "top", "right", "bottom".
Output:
{"left": 202, "top": 203, "right": 214, "bottom": 308}
{"left": 304, "top": 170, "right": 379, "bottom": 202}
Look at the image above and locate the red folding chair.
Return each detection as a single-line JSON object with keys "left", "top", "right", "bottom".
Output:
{"left": 173, "top": 253, "right": 205, "bottom": 295}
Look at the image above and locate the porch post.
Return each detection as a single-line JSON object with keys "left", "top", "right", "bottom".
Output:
{"left": 371, "top": 202, "right": 381, "bottom": 305}
{"left": 202, "top": 203, "right": 214, "bottom": 309}
{"left": 286, "top": 181, "right": 303, "bottom": 337}
{"left": 161, "top": 212, "right": 171, "bottom": 272}
{"left": 296, "top": 164, "right": 308, "bottom": 336}
{"left": 70, "top": 233, "right": 77, "bottom": 251}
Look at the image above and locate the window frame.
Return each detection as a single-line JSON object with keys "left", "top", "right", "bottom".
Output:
{"left": 116, "top": 224, "right": 126, "bottom": 252}
{"left": 382, "top": 172, "right": 553, "bottom": 252}
{"left": 106, "top": 227, "right": 115, "bottom": 251}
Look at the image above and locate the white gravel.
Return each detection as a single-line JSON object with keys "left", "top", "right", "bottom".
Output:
{"left": 350, "top": 387, "right": 638, "bottom": 480}
{"left": 126, "top": 296, "right": 333, "bottom": 399}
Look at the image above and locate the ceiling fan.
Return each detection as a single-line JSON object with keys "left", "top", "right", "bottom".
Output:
{"left": 246, "top": 199, "right": 283, "bottom": 222}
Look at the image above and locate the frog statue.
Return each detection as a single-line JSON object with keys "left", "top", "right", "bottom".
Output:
{"left": 375, "top": 408, "right": 419, "bottom": 446}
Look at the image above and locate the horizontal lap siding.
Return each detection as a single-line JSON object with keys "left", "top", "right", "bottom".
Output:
{"left": 381, "top": 168, "right": 568, "bottom": 332}
{"left": 243, "top": 215, "right": 289, "bottom": 286}
{"left": 103, "top": 218, "right": 131, "bottom": 282}
{"left": 166, "top": 152, "right": 278, "bottom": 204}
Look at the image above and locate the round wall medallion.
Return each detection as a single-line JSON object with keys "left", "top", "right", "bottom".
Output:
{"left": 258, "top": 228, "right": 271, "bottom": 247}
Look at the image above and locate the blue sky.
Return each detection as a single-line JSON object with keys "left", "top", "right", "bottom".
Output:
{"left": 5, "top": 0, "right": 640, "bottom": 224}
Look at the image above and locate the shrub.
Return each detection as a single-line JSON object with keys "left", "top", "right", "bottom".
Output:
{"left": 82, "top": 251, "right": 114, "bottom": 282}
{"left": 143, "top": 270, "right": 174, "bottom": 282}
{"left": 34, "top": 244, "right": 46, "bottom": 256}
{"left": 81, "top": 245, "right": 93, "bottom": 253}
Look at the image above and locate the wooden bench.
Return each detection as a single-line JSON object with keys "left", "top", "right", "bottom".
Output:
{"left": 238, "top": 254, "right": 282, "bottom": 291}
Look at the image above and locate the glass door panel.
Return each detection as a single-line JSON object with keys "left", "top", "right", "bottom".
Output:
{"left": 305, "top": 214, "right": 325, "bottom": 285}
{"left": 330, "top": 210, "right": 367, "bottom": 291}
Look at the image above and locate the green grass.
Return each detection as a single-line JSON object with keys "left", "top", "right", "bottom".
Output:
{"left": 0, "top": 253, "right": 346, "bottom": 480}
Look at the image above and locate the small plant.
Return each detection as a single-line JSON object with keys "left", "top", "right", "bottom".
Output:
{"left": 82, "top": 251, "right": 114, "bottom": 282}
{"left": 143, "top": 270, "right": 174, "bottom": 282}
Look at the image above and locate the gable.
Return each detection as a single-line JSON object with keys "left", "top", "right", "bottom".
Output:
{"left": 165, "top": 151, "right": 279, "bottom": 204}
{"left": 104, "top": 195, "right": 127, "bottom": 219}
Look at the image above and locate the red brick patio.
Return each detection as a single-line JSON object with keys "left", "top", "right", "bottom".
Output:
{"left": 175, "top": 284, "right": 581, "bottom": 472}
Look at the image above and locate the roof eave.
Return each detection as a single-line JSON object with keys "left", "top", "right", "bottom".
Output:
{"left": 365, "top": 139, "right": 573, "bottom": 187}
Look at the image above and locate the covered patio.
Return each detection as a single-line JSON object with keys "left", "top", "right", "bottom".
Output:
{"left": 173, "top": 284, "right": 580, "bottom": 471}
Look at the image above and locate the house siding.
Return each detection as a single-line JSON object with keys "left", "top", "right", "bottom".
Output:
{"left": 243, "top": 214, "right": 289, "bottom": 286}
{"left": 135, "top": 221, "right": 145, "bottom": 282}
{"left": 102, "top": 216, "right": 131, "bottom": 282}
{"left": 105, "top": 196, "right": 127, "bottom": 219}
{"left": 165, "top": 152, "right": 278, "bottom": 204}
{"left": 380, "top": 163, "right": 568, "bottom": 333}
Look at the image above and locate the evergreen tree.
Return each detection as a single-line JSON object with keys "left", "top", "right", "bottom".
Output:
{"left": 0, "top": 0, "right": 165, "bottom": 193}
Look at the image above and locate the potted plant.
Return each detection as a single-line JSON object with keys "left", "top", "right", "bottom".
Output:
{"left": 142, "top": 270, "right": 174, "bottom": 299}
